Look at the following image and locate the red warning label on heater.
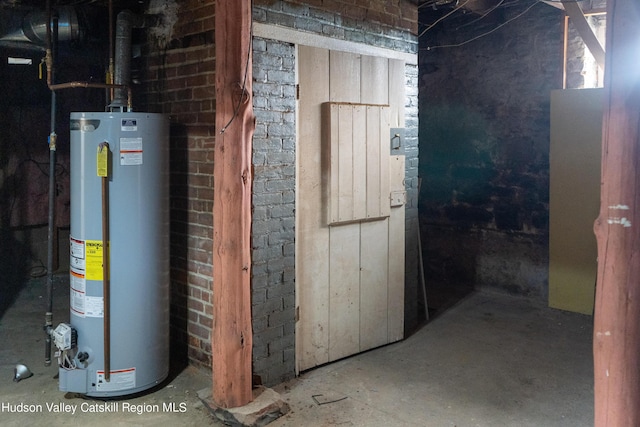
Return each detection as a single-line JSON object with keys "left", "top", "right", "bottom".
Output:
{"left": 70, "top": 237, "right": 85, "bottom": 273}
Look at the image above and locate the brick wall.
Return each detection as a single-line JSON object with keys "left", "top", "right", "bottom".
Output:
{"left": 142, "top": 0, "right": 215, "bottom": 369}
{"left": 251, "top": 37, "right": 297, "bottom": 385}
{"left": 404, "top": 62, "right": 421, "bottom": 330}
{"left": 141, "top": 0, "right": 418, "bottom": 383}
{"left": 254, "top": 0, "right": 418, "bottom": 35}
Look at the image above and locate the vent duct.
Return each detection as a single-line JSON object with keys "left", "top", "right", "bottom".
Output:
{"left": 111, "top": 10, "right": 160, "bottom": 109}
{"left": 0, "top": 6, "right": 80, "bottom": 49}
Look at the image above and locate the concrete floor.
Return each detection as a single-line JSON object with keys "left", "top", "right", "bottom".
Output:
{"left": 273, "top": 291, "right": 593, "bottom": 426}
{"left": 0, "top": 274, "right": 593, "bottom": 426}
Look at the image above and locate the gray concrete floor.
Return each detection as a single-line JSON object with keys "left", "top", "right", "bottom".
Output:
{"left": 271, "top": 291, "right": 593, "bottom": 427}
{"left": 0, "top": 275, "right": 593, "bottom": 426}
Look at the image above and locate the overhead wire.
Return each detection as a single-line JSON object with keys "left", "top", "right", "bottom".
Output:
{"left": 419, "top": 0, "right": 473, "bottom": 37}
{"left": 455, "top": 0, "right": 506, "bottom": 30}
{"left": 422, "top": 0, "right": 544, "bottom": 51}
{"left": 418, "top": 0, "right": 530, "bottom": 34}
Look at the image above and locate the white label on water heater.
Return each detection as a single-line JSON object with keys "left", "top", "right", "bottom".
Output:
{"left": 70, "top": 271, "right": 86, "bottom": 317}
{"left": 85, "top": 296, "right": 104, "bottom": 318}
{"left": 120, "top": 137, "right": 143, "bottom": 166}
{"left": 70, "top": 288, "right": 85, "bottom": 317}
{"left": 96, "top": 368, "right": 136, "bottom": 391}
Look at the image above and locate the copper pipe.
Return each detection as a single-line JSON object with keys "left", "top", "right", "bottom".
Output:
{"left": 47, "top": 81, "right": 133, "bottom": 110}
{"left": 43, "top": 0, "right": 131, "bottom": 109}
{"left": 100, "top": 142, "right": 111, "bottom": 382}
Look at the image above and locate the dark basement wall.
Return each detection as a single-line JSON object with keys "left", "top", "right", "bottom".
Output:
{"left": 141, "top": 0, "right": 419, "bottom": 386}
{"left": 0, "top": 41, "right": 107, "bottom": 317}
{"left": 418, "top": 0, "right": 564, "bottom": 304}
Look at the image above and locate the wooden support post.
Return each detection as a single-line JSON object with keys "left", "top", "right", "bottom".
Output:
{"left": 212, "top": 0, "right": 255, "bottom": 408}
{"left": 593, "top": 0, "right": 640, "bottom": 425}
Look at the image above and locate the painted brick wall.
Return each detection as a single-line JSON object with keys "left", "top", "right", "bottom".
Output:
{"left": 404, "top": 62, "right": 421, "bottom": 330}
{"left": 251, "top": 37, "right": 297, "bottom": 386}
{"left": 253, "top": 0, "right": 420, "bottom": 384}
{"left": 255, "top": 0, "right": 417, "bottom": 35}
{"left": 142, "top": 0, "right": 215, "bottom": 369}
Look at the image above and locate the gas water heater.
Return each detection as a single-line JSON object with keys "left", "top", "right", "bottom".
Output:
{"left": 56, "top": 112, "right": 169, "bottom": 397}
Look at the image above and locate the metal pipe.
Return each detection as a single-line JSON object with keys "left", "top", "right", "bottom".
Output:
{"left": 108, "top": 0, "right": 115, "bottom": 103}
{"left": 111, "top": 10, "right": 162, "bottom": 108}
{"left": 0, "top": 6, "right": 79, "bottom": 46}
{"left": 44, "top": 5, "right": 133, "bottom": 110}
{"left": 47, "top": 82, "right": 133, "bottom": 111}
{"left": 112, "top": 10, "right": 135, "bottom": 108}
{"left": 45, "top": 0, "right": 51, "bottom": 48}
{"left": 44, "top": 3, "right": 58, "bottom": 368}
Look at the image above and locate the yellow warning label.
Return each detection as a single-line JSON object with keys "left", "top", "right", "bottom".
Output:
{"left": 85, "top": 240, "right": 108, "bottom": 281}
{"left": 97, "top": 145, "right": 108, "bottom": 177}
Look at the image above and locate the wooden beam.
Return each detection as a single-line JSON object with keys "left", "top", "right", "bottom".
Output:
{"left": 562, "top": 0, "right": 606, "bottom": 70}
{"left": 593, "top": 0, "right": 640, "bottom": 425}
{"left": 213, "top": 0, "right": 254, "bottom": 408}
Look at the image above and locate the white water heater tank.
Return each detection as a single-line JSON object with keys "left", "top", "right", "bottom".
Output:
{"left": 61, "top": 112, "right": 169, "bottom": 397}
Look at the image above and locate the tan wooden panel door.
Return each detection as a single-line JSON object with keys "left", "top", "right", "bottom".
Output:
{"left": 296, "top": 46, "right": 406, "bottom": 372}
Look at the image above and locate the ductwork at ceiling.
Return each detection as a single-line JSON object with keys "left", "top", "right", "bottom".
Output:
{"left": 0, "top": 6, "right": 81, "bottom": 50}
